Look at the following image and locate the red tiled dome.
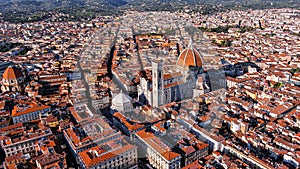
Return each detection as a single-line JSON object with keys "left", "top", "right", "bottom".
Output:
{"left": 3, "top": 66, "right": 23, "bottom": 80}
{"left": 177, "top": 48, "right": 203, "bottom": 67}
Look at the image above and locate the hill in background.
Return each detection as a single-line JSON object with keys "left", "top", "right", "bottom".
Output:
{"left": 0, "top": 0, "right": 299, "bottom": 23}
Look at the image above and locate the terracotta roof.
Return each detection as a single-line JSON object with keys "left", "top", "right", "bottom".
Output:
{"left": 79, "top": 144, "right": 136, "bottom": 168}
{"left": 182, "top": 146, "right": 195, "bottom": 155}
{"left": 193, "top": 124, "right": 225, "bottom": 142}
{"left": 6, "top": 163, "right": 17, "bottom": 169}
{"left": 0, "top": 101, "right": 6, "bottom": 109}
{"left": 136, "top": 129, "right": 180, "bottom": 161}
{"left": 177, "top": 47, "right": 203, "bottom": 68}
{"left": 11, "top": 104, "right": 50, "bottom": 117}
{"left": 66, "top": 128, "right": 80, "bottom": 146}
{"left": 0, "top": 122, "right": 23, "bottom": 132}
{"left": 46, "top": 114, "right": 58, "bottom": 123}
{"left": 36, "top": 153, "right": 64, "bottom": 166}
{"left": 161, "top": 151, "right": 180, "bottom": 161}
{"left": 182, "top": 160, "right": 204, "bottom": 169}
{"left": 153, "top": 122, "right": 166, "bottom": 132}
{"left": 5, "top": 152, "right": 23, "bottom": 163}
{"left": 164, "top": 72, "right": 182, "bottom": 79}
{"left": 113, "top": 112, "right": 144, "bottom": 131}
{"left": 3, "top": 66, "right": 24, "bottom": 80}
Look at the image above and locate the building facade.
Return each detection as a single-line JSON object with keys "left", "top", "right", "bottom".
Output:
{"left": 11, "top": 104, "right": 51, "bottom": 124}
{"left": 135, "top": 130, "right": 181, "bottom": 169}
{"left": 138, "top": 42, "right": 206, "bottom": 108}
{"left": 78, "top": 140, "right": 138, "bottom": 169}
{"left": 0, "top": 125, "right": 53, "bottom": 157}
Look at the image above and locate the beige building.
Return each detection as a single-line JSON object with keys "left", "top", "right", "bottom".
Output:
{"left": 11, "top": 104, "right": 51, "bottom": 124}
{"left": 0, "top": 123, "right": 53, "bottom": 157}
{"left": 136, "top": 129, "right": 181, "bottom": 169}
{"left": 78, "top": 138, "right": 138, "bottom": 169}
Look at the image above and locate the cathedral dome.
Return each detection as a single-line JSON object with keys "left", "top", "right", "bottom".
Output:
{"left": 3, "top": 66, "right": 24, "bottom": 80}
{"left": 177, "top": 41, "right": 203, "bottom": 68}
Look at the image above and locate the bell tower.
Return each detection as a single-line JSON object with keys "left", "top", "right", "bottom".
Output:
{"left": 152, "top": 59, "right": 164, "bottom": 107}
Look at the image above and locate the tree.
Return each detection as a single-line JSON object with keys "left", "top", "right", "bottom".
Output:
{"left": 219, "top": 39, "right": 232, "bottom": 47}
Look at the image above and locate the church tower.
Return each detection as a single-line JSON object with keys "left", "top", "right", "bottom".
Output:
{"left": 152, "top": 59, "right": 164, "bottom": 107}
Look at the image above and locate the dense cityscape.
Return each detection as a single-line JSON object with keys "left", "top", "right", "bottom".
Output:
{"left": 0, "top": 2, "right": 300, "bottom": 169}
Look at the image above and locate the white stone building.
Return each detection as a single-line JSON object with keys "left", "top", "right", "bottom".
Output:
{"left": 112, "top": 91, "right": 134, "bottom": 113}
{"left": 138, "top": 42, "right": 206, "bottom": 107}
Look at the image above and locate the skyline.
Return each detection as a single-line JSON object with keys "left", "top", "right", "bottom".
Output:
{"left": 0, "top": 2, "right": 300, "bottom": 169}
